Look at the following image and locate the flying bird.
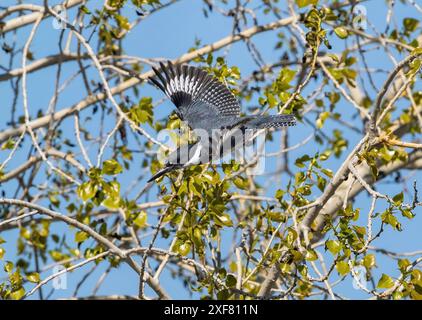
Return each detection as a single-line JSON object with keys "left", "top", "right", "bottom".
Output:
{"left": 147, "top": 61, "right": 296, "bottom": 182}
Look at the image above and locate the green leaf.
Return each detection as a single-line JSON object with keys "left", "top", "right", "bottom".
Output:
{"left": 77, "top": 181, "right": 98, "bottom": 202}
{"left": 403, "top": 18, "right": 419, "bottom": 33}
{"left": 305, "top": 249, "right": 318, "bottom": 261}
{"left": 295, "top": 154, "right": 311, "bottom": 168}
{"left": 0, "top": 247, "right": 5, "bottom": 259}
{"left": 392, "top": 291, "right": 404, "bottom": 300}
{"left": 225, "top": 274, "right": 237, "bottom": 288}
{"left": 377, "top": 273, "right": 394, "bottom": 289}
{"left": 20, "top": 227, "right": 30, "bottom": 240}
{"left": 326, "top": 240, "right": 342, "bottom": 255}
{"left": 280, "top": 263, "right": 292, "bottom": 274}
{"left": 400, "top": 208, "right": 414, "bottom": 219}
{"left": 1, "top": 138, "right": 15, "bottom": 150}
{"left": 328, "top": 54, "right": 340, "bottom": 63}
{"left": 115, "top": 15, "right": 130, "bottom": 30}
{"left": 177, "top": 241, "right": 191, "bottom": 256}
{"left": 129, "top": 97, "right": 154, "bottom": 124}
{"left": 4, "top": 261, "right": 13, "bottom": 273}
{"left": 317, "top": 175, "right": 327, "bottom": 192}
{"left": 336, "top": 261, "right": 350, "bottom": 276}
{"left": 275, "top": 68, "right": 297, "bottom": 91}
{"left": 214, "top": 213, "right": 233, "bottom": 227}
{"left": 353, "top": 225, "right": 366, "bottom": 238}
{"left": 217, "top": 289, "right": 231, "bottom": 300}
{"left": 9, "top": 269, "right": 23, "bottom": 287}
{"left": 133, "top": 211, "right": 147, "bottom": 228}
{"left": 192, "top": 227, "right": 203, "bottom": 247}
{"left": 381, "top": 209, "right": 402, "bottom": 231}
{"left": 102, "top": 159, "right": 123, "bottom": 175}
{"left": 49, "top": 250, "right": 64, "bottom": 261}
{"left": 275, "top": 189, "right": 285, "bottom": 201}
{"left": 75, "top": 231, "right": 89, "bottom": 243}
{"left": 102, "top": 194, "right": 121, "bottom": 209}
{"left": 316, "top": 111, "right": 330, "bottom": 129}
{"left": 103, "top": 181, "right": 120, "bottom": 197}
{"left": 267, "top": 93, "right": 277, "bottom": 108}
{"left": 27, "top": 272, "right": 40, "bottom": 283}
{"left": 296, "top": 0, "right": 318, "bottom": 8}
{"left": 258, "top": 97, "right": 267, "bottom": 106}
{"left": 334, "top": 27, "right": 348, "bottom": 39}
{"left": 233, "top": 176, "right": 248, "bottom": 190}
{"left": 286, "top": 228, "right": 298, "bottom": 246}
{"left": 321, "top": 168, "right": 333, "bottom": 178}
{"left": 363, "top": 254, "right": 376, "bottom": 269}
{"left": 392, "top": 192, "right": 404, "bottom": 206}
{"left": 9, "top": 287, "right": 25, "bottom": 300}
{"left": 398, "top": 259, "right": 411, "bottom": 273}
{"left": 79, "top": 5, "right": 91, "bottom": 14}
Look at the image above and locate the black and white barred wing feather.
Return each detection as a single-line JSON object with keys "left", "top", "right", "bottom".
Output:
{"left": 149, "top": 61, "right": 240, "bottom": 132}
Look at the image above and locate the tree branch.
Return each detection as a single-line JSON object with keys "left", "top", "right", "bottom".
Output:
{"left": 0, "top": 15, "right": 296, "bottom": 144}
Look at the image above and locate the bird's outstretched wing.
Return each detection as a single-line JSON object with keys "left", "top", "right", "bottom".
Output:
{"left": 149, "top": 61, "right": 240, "bottom": 132}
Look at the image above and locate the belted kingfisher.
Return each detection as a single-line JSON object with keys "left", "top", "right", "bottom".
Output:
{"left": 147, "top": 61, "right": 296, "bottom": 182}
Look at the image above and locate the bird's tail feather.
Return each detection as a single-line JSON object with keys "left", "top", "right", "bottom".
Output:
{"left": 243, "top": 115, "right": 296, "bottom": 129}
{"left": 147, "top": 165, "right": 178, "bottom": 183}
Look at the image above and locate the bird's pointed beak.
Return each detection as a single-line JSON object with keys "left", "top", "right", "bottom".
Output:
{"left": 147, "top": 165, "right": 178, "bottom": 183}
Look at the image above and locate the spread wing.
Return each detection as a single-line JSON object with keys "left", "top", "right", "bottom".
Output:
{"left": 149, "top": 61, "right": 240, "bottom": 132}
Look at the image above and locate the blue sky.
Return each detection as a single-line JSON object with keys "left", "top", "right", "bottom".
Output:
{"left": 0, "top": 0, "right": 421, "bottom": 299}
